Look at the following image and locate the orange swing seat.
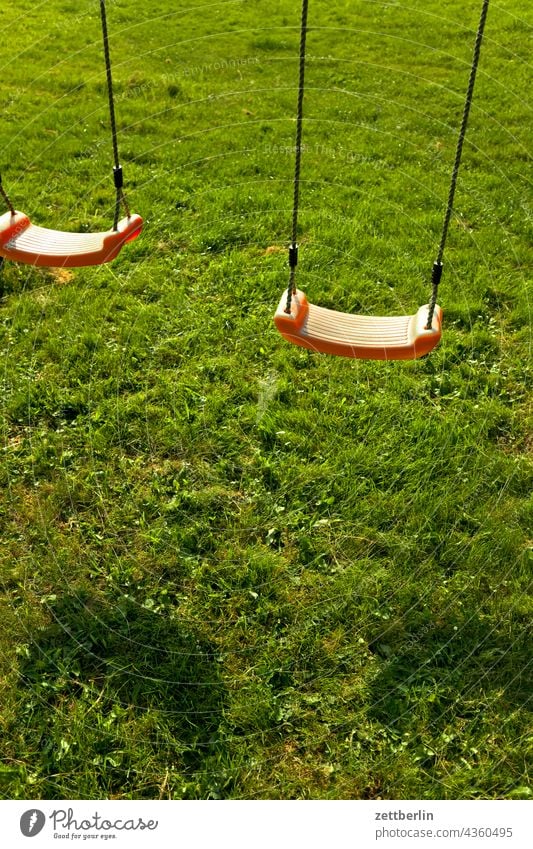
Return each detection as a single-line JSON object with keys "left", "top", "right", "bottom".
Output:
{"left": 0, "top": 210, "right": 142, "bottom": 268}
{"left": 274, "top": 288, "right": 442, "bottom": 360}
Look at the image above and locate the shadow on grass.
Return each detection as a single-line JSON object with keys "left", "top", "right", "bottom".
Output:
{"left": 366, "top": 611, "right": 531, "bottom": 794}
{"left": 14, "top": 589, "right": 225, "bottom": 798}
{"left": 369, "top": 612, "right": 531, "bottom": 718}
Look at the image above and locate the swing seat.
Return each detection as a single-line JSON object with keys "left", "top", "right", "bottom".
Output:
{"left": 274, "top": 289, "right": 442, "bottom": 360}
{"left": 0, "top": 210, "right": 143, "bottom": 268}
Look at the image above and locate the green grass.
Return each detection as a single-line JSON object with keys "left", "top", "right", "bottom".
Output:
{"left": 0, "top": 0, "right": 531, "bottom": 800}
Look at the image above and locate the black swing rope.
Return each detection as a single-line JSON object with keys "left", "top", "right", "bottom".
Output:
{"left": 0, "top": 2, "right": 130, "bottom": 230}
{"left": 426, "top": 0, "right": 490, "bottom": 328}
{"left": 99, "top": 0, "right": 131, "bottom": 230}
{"left": 0, "top": 177, "right": 15, "bottom": 217}
{"left": 285, "top": 0, "right": 491, "bottom": 330}
{"left": 285, "top": 0, "right": 309, "bottom": 314}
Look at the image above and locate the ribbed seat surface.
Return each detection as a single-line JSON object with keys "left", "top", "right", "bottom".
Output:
{"left": 0, "top": 211, "right": 143, "bottom": 268}
{"left": 274, "top": 289, "right": 442, "bottom": 360}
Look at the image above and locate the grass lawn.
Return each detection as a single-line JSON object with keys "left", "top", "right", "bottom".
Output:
{"left": 0, "top": 0, "right": 531, "bottom": 799}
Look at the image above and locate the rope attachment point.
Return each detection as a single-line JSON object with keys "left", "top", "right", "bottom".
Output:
{"left": 285, "top": 243, "right": 299, "bottom": 313}
{"left": 288, "top": 243, "right": 299, "bottom": 269}
{"left": 113, "top": 166, "right": 124, "bottom": 189}
{"left": 426, "top": 261, "right": 443, "bottom": 328}
{"left": 432, "top": 261, "right": 443, "bottom": 287}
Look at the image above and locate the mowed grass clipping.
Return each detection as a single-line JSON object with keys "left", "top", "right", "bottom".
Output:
{"left": 0, "top": 0, "right": 531, "bottom": 800}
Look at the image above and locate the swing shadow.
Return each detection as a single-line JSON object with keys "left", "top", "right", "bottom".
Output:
{"left": 17, "top": 588, "right": 225, "bottom": 798}
{"left": 366, "top": 609, "right": 531, "bottom": 783}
